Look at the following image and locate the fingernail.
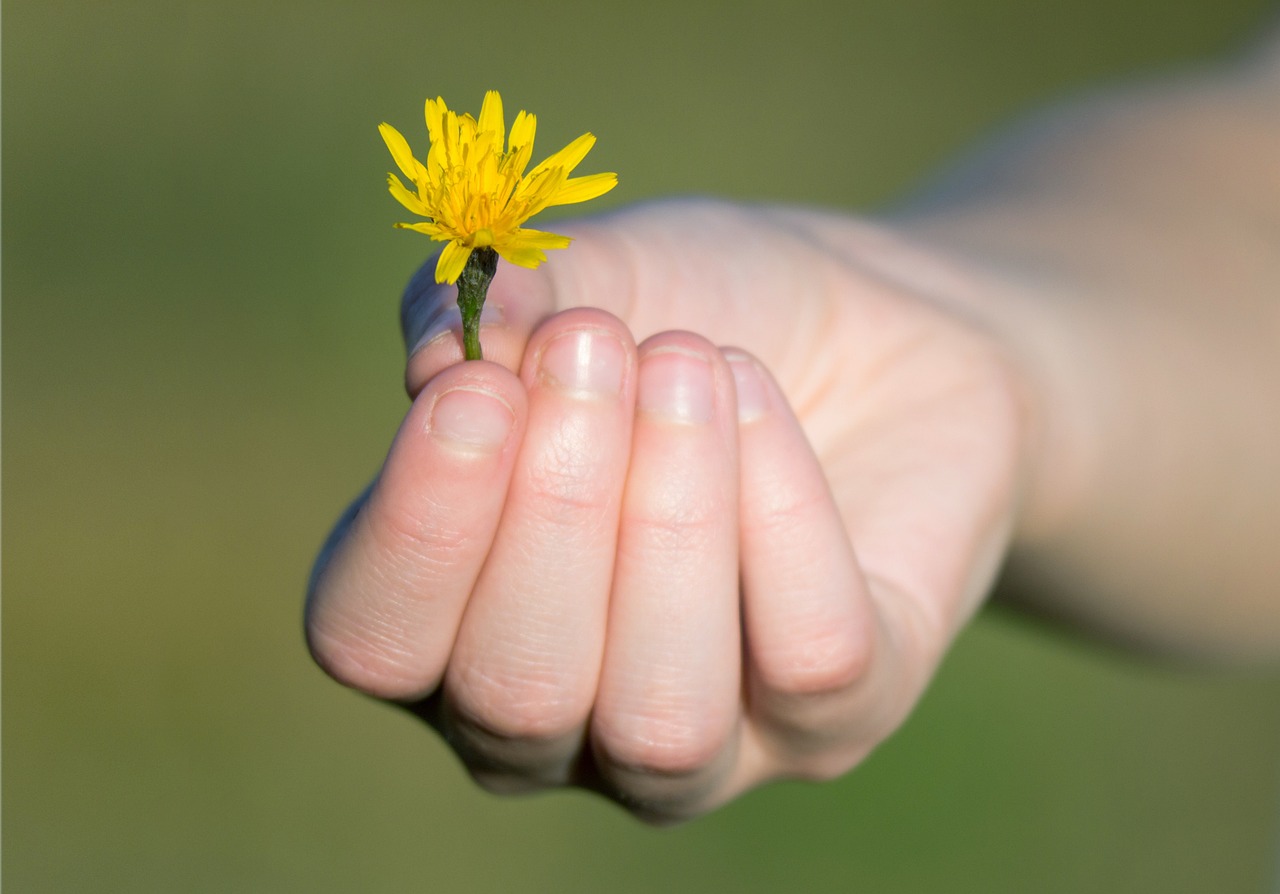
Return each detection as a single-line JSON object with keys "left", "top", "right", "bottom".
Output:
{"left": 637, "top": 347, "right": 714, "bottom": 424}
{"left": 429, "top": 386, "right": 513, "bottom": 450}
{"left": 538, "top": 329, "right": 627, "bottom": 397}
{"left": 413, "top": 302, "right": 504, "bottom": 355}
{"left": 725, "top": 352, "right": 768, "bottom": 423}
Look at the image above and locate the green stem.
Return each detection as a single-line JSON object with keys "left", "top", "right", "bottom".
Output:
{"left": 455, "top": 247, "right": 498, "bottom": 361}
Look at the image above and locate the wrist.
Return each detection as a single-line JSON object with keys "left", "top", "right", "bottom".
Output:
{"left": 883, "top": 207, "right": 1280, "bottom": 660}
{"left": 885, "top": 217, "right": 1105, "bottom": 548}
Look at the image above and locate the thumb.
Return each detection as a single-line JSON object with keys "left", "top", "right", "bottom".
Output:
{"left": 399, "top": 215, "right": 640, "bottom": 397}
{"left": 399, "top": 252, "right": 557, "bottom": 398}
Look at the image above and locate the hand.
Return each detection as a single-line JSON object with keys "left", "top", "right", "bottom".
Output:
{"left": 305, "top": 199, "right": 1028, "bottom": 822}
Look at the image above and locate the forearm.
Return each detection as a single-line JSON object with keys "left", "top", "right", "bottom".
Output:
{"left": 884, "top": 40, "right": 1280, "bottom": 660}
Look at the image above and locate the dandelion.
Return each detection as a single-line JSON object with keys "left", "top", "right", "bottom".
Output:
{"left": 379, "top": 91, "right": 617, "bottom": 359}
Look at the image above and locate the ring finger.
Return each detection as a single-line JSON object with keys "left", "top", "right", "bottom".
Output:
{"left": 590, "top": 332, "right": 742, "bottom": 818}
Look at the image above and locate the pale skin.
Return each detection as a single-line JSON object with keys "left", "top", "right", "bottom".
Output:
{"left": 306, "top": 34, "right": 1280, "bottom": 823}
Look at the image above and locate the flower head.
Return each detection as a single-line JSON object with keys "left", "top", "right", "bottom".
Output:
{"left": 379, "top": 91, "right": 618, "bottom": 284}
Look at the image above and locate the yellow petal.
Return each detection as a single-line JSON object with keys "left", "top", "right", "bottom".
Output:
{"left": 506, "top": 227, "right": 572, "bottom": 250}
{"left": 528, "top": 132, "right": 596, "bottom": 181}
{"left": 508, "top": 110, "right": 536, "bottom": 155}
{"left": 547, "top": 172, "right": 618, "bottom": 207}
{"left": 496, "top": 244, "right": 548, "bottom": 269}
{"left": 425, "top": 136, "right": 449, "bottom": 182}
{"left": 394, "top": 221, "right": 448, "bottom": 238}
{"left": 496, "top": 227, "right": 573, "bottom": 268}
{"left": 378, "top": 123, "right": 421, "bottom": 183}
{"left": 478, "top": 90, "right": 505, "bottom": 144}
{"left": 435, "top": 240, "right": 472, "bottom": 284}
{"left": 512, "top": 165, "right": 568, "bottom": 218}
{"left": 501, "top": 137, "right": 535, "bottom": 184}
{"left": 442, "top": 109, "right": 461, "bottom": 169}
{"left": 424, "top": 96, "right": 447, "bottom": 144}
{"left": 385, "top": 96, "right": 614, "bottom": 258}
{"left": 457, "top": 113, "right": 478, "bottom": 150}
{"left": 387, "top": 173, "right": 432, "bottom": 216}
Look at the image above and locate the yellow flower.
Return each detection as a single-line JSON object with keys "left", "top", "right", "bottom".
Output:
{"left": 379, "top": 91, "right": 618, "bottom": 284}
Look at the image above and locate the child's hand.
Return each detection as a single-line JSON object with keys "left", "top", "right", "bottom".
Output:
{"left": 306, "top": 200, "right": 1027, "bottom": 822}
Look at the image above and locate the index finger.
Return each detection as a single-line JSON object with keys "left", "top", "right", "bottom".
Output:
{"left": 305, "top": 360, "right": 528, "bottom": 701}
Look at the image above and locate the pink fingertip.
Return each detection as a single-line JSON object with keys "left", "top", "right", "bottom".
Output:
{"left": 429, "top": 386, "right": 514, "bottom": 450}
{"left": 637, "top": 348, "right": 714, "bottom": 424}
{"left": 724, "top": 352, "right": 769, "bottom": 423}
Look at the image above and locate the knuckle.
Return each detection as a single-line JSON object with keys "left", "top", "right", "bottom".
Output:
{"left": 448, "top": 663, "right": 590, "bottom": 742}
{"left": 629, "top": 461, "right": 720, "bottom": 523}
{"left": 369, "top": 497, "right": 473, "bottom": 570}
{"left": 306, "top": 620, "right": 437, "bottom": 701}
{"left": 622, "top": 494, "right": 722, "bottom": 557}
{"left": 753, "top": 623, "right": 873, "bottom": 698}
{"left": 521, "top": 447, "right": 615, "bottom": 527}
{"left": 750, "top": 479, "right": 824, "bottom": 534}
{"left": 593, "top": 711, "right": 727, "bottom": 777}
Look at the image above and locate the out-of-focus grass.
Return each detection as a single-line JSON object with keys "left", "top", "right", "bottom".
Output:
{"left": 5, "top": 1, "right": 1279, "bottom": 891}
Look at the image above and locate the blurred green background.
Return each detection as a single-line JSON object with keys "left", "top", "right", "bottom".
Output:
{"left": 6, "top": 1, "right": 1280, "bottom": 891}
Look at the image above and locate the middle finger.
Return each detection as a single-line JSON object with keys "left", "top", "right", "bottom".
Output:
{"left": 442, "top": 309, "right": 637, "bottom": 784}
